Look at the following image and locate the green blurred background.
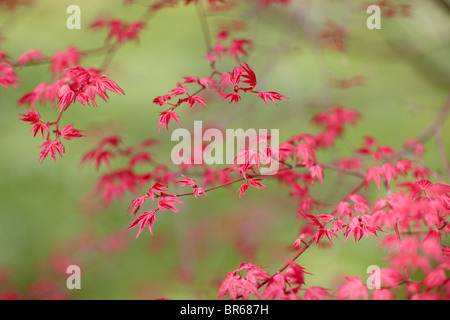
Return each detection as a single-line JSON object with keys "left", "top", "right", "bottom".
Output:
{"left": 0, "top": 0, "right": 449, "bottom": 299}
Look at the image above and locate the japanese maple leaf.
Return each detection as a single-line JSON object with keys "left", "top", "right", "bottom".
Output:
{"left": 257, "top": 91, "right": 288, "bottom": 107}
{"left": 153, "top": 94, "right": 171, "bottom": 106}
{"left": 334, "top": 201, "right": 353, "bottom": 219}
{"left": 148, "top": 182, "right": 168, "bottom": 200}
{"left": 380, "top": 268, "right": 404, "bottom": 289}
{"left": 230, "top": 66, "right": 242, "bottom": 86}
{"left": 238, "top": 183, "right": 249, "bottom": 198}
{"left": 60, "top": 124, "right": 86, "bottom": 140}
{"left": 294, "top": 143, "right": 316, "bottom": 165}
{"left": 228, "top": 38, "right": 252, "bottom": 61}
{"left": 365, "top": 166, "right": 382, "bottom": 190}
{"left": 181, "top": 76, "right": 198, "bottom": 84}
{"left": 126, "top": 210, "right": 157, "bottom": 238}
{"left": 314, "top": 227, "right": 336, "bottom": 244}
{"left": 239, "top": 62, "right": 257, "bottom": 89}
{"left": 32, "top": 123, "right": 49, "bottom": 139}
{"left": 199, "top": 77, "right": 215, "bottom": 89}
{"left": 99, "top": 135, "right": 122, "bottom": 149}
{"left": 423, "top": 268, "right": 447, "bottom": 289}
{"left": 80, "top": 149, "right": 115, "bottom": 169}
{"left": 285, "top": 259, "right": 309, "bottom": 287}
{"left": 289, "top": 183, "right": 309, "bottom": 199}
{"left": 158, "top": 110, "right": 181, "bottom": 132}
{"left": 248, "top": 178, "right": 267, "bottom": 189}
{"left": 218, "top": 272, "right": 240, "bottom": 300}
{"left": 193, "top": 187, "right": 207, "bottom": 199}
{"left": 129, "top": 152, "right": 153, "bottom": 167}
{"left": 39, "top": 139, "right": 65, "bottom": 163}
{"left": 261, "top": 273, "right": 287, "bottom": 300}
{"left": 169, "top": 83, "right": 188, "bottom": 97}
{"left": 222, "top": 92, "right": 241, "bottom": 104}
{"left": 17, "top": 49, "right": 46, "bottom": 66}
{"left": 177, "top": 174, "right": 196, "bottom": 187}
{"left": 0, "top": 62, "right": 22, "bottom": 89}
{"left": 186, "top": 96, "right": 206, "bottom": 108}
{"left": 336, "top": 276, "right": 368, "bottom": 300}
{"left": 127, "top": 195, "right": 148, "bottom": 216}
{"left": 218, "top": 72, "right": 233, "bottom": 92}
{"left": 157, "top": 196, "right": 184, "bottom": 213}
{"left": 309, "top": 164, "right": 324, "bottom": 185}
{"left": 303, "top": 287, "right": 332, "bottom": 300}
{"left": 18, "top": 108, "right": 40, "bottom": 124}
{"left": 245, "top": 266, "right": 270, "bottom": 285}
{"left": 381, "top": 162, "right": 397, "bottom": 184}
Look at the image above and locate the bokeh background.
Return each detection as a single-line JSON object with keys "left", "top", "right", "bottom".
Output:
{"left": 0, "top": 0, "right": 449, "bottom": 299}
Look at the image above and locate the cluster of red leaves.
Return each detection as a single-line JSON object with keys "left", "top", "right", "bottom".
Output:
{"left": 17, "top": 65, "right": 124, "bottom": 163}
{"left": 153, "top": 59, "right": 287, "bottom": 132}
{"left": 90, "top": 19, "right": 146, "bottom": 44}
{"left": 0, "top": 62, "right": 21, "bottom": 89}
{"left": 218, "top": 262, "right": 328, "bottom": 300}
{"left": 80, "top": 136, "right": 161, "bottom": 206}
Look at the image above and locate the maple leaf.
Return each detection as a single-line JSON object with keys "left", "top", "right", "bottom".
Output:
{"left": 126, "top": 210, "right": 157, "bottom": 238}
{"left": 199, "top": 77, "right": 215, "bottom": 89}
{"left": 314, "top": 227, "right": 336, "bottom": 244}
{"left": 365, "top": 166, "right": 381, "bottom": 190}
{"left": 309, "top": 164, "right": 324, "bottom": 185}
{"left": 18, "top": 108, "right": 41, "bottom": 124}
{"left": 186, "top": 95, "right": 207, "bottom": 108}
{"left": 39, "top": 139, "right": 65, "bottom": 163}
{"left": 423, "top": 268, "right": 446, "bottom": 289}
{"left": 289, "top": 183, "right": 309, "bottom": 199}
{"left": 158, "top": 110, "right": 181, "bottom": 132}
{"left": 334, "top": 201, "right": 353, "bottom": 219}
{"left": 239, "top": 62, "right": 257, "bottom": 89}
{"left": 193, "top": 187, "right": 207, "bottom": 199}
{"left": 372, "top": 288, "right": 395, "bottom": 300}
{"left": 153, "top": 94, "right": 171, "bottom": 106}
{"left": 181, "top": 76, "right": 198, "bottom": 84}
{"left": 129, "top": 152, "right": 153, "bottom": 167}
{"left": 222, "top": 92, "right": 241, "bottom": 104}
{"left": 60, "top": 124, "right": 86, "bottom": 140}
{"left": 170, "top": 83, "right": 188, "bottom": 97}
{"left": 17, "top": 49, "right": 46, "bottom": 66}
{"left": 257, "top": 91, "right": 288, "bottom": 107}
{"left": 336, "top": 276, "right": 368, "bottom": 300}
{"left": 0, "top": 62, "right": 22, "bottom": 89}
{"left": 238, "top": 183, "right": 249, "bottom": 198}
{"left": 218, "top": 272, "right": 240, "bottom": 300}
{"left": 381, "top": 163, "right": 397, "bottom": 184}
{"left": 262, "top": 273, "right": 287, "bottom": 300}
{"left": 294, "top": 143, "right": 316, "bottom": 165}
{"left": 148, "top": 182, "right": 168, "bottom": 200}
{"left": 32, "top": 123, "right": 49, "bottom": 139}
{"left": 303, "top": 287, "right": 332, "bottom": 300}
{"left": 157, "top": 196, "right": 184, "bottom": 213}
{"left": 380, "top": 268, "right": 404, "bottom": 289}
{"left": 228, "top": 38, "right": 252, "bottom": 61}
{"left": 177, "top": 174, "right": 196, "bottom": 187}
{"left": 285, "top": 259, "right": 308, "bottom": 287}
{"left": 248, "top": 178, "right": 267, "bottom": 189}
{"left": 127, "top": 195, "right": 148, "bottom": 216}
